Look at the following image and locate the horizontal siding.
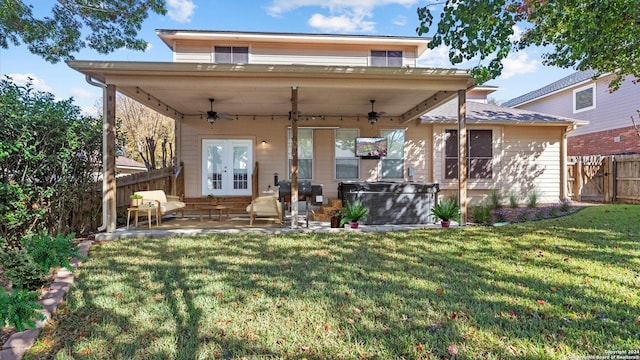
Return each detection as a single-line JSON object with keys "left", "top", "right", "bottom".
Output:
{"left": 501, "top": 126, "right": 562, "bottom": 204}
{"left": 517, "top": 76, "right": 640, "bottom": 137}
{"left": 172, "top": 40, "right": 417, "bottom": 67}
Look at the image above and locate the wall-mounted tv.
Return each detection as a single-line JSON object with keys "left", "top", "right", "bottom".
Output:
{"left": 355, "top": 137, "right": 387, "bottom": 159}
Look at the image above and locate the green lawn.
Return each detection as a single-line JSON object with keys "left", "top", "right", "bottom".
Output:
{"left": 27, "top": 205, "right": 640, "bottom": 359}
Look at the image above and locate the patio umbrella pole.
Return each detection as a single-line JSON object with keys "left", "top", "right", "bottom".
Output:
{"left": 290, "top": 86, "right": 299, "bottom": 228}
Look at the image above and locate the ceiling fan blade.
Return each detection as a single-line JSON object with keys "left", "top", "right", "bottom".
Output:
{"left": 219, "top": 113, "right": 234, "bottom": 121}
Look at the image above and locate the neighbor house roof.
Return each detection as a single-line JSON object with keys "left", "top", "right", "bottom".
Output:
{"left": 116, "top": 156, "right": 146, "bottom": 171}
{"left": 421, "top": 99, "right": 588, "bottom": 126}
{"left": 503, "top": 69, "right": 599, "bottom": 107}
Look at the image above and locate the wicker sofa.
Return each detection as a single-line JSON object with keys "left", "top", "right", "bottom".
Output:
{"left": 134, "top": 190, "right": 186, "bottom": 225}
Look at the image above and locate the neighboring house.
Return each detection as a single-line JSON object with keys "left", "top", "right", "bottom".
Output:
{"left": 116, "top": 156, "right": 147, "bottom": 175}
{"left": 67, "top": 30, "right": 585, "bottom": 231}
{"left": 504, "top": 70, "right": 640, "bottom": 156}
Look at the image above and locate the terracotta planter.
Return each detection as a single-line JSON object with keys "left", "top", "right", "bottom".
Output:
{"left": 350, "top": 221, "right": 359, "bottom": 229}
{"left": 441, "top": 220, "right": 451, "bottom": 228}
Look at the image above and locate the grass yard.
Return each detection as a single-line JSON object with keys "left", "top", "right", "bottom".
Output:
{"left": 26, "top": 205, "right": 640, "bottom": 359}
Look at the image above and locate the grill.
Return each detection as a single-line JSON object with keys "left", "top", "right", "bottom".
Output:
{"left": 277, "top": 180, "right": 322, "bottom": 227}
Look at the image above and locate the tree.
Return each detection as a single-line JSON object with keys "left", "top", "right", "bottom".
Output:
{"left": 116, "top": 95, "right": 174, "bottom": 170}
{"left": 417, "top": 0, "right": 640, "bottom": 90}
{"left": 0, "top": 0, "right": 166, "bottom": 63}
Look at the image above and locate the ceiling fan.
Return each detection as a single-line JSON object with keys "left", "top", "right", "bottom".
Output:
{"left": 205, "top": 98, "right": 233, "bottom": 125}
{"left": 367, "top": 99, "right": 385, "bottom": 125}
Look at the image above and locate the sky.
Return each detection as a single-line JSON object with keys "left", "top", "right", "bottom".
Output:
{"left": 0, "top": 0, "right": 577, "bottom": 115}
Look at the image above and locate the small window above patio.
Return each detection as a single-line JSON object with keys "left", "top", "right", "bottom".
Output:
{"left": 214, "top": 46, "right": 249, "bottom": 64}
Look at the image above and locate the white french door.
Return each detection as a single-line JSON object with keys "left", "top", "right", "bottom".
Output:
{"left": 202, "top": 139, "right": 252, "bottom": 196}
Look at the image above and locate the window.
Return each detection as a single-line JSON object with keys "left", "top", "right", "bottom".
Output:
{"left": 573, "top": 84, "right": 596, "bottom": 113}
{"left": 381, "top": 129, "right": 405, "bottom": 179}
{"left": 445, "top": 130, "right": 493, "bottom": 179}
{"left": 214, "top": 46, "right": 249, "bottom": 64}
{"left": 371, "top": 50, "right": 403, "bottom": 67}
{"left": 288, "top": 128, "right": 313, "bottom": 180}
{"left": 335, "top": 129, "right": 359, "bottom": 179}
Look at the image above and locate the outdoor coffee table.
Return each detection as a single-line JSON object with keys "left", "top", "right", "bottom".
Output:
{"left": 197, "top": 205, "right": 230, "bottom": 221}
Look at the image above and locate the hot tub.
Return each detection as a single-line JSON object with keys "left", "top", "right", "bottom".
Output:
{"left": 338, "top": 182, "right": 440, "bottom": 225}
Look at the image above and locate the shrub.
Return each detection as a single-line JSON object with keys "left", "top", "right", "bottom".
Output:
{"left": 508, "top": 190, "right": 519, "bottom": 208}
{"left": 0, "top": 248, "right": 47, "bottom": 291}
{"left": 471, "top": 205, "right": 492, "bottom": 224}
{"left": 535, "top": 209, "right": 547, "bottom": 220}
{"left": 560, "top": 198, "right": 571, "bottom": 212}
{"left": 0, "top": 288, "right": 44, "bottom": 332}
{"left": 493, "top": 209, "right": 507, "bottom": 223}
{"left": 489, "top": 189, "right": 503, "bottom": 209}
{"left": 517, "top": 210, "right": 532, "bottom": 222}
{"left": 340, "top": 201, "right": 369, "bottom": 226}
{"left": 431, "top": 198, "right": 459, "bottom": 222}
{"left": 548, "top": 206, "right": 559, "bottom": 217}
{"left": 21, "top": 232, "right": 81, "bottom": 272}
{"left": 527, "top": 189, "right": 540, "bottom": 208}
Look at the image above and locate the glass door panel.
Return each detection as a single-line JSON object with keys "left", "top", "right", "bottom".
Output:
{"left": 202, "top": 140, "right": 252, "bottom": 196}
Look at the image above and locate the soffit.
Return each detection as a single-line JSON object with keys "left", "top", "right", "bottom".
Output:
{"left": 67, "top": 61, "right": 473, "bottom": 122}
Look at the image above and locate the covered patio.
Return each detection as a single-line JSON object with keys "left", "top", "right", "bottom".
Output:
{"left": 67, "top": 60, "right": 475, "bottom": 233}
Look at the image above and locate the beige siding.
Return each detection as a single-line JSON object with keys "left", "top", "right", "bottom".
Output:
{"left": 172, "top": 39, "right": 418, "bottom": 67}
{"left": 174, "top": 41, "right": 212, "bottom": 63}
{"left": 501, "top": 126, "right": 562, "bottom": 204}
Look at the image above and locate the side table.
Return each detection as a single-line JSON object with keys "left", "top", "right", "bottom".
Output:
{"left": 127, "top": 205, "right": 158, "bottom": 229}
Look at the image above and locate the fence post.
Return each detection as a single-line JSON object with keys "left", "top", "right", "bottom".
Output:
{"left": 575, "top": 158, "right": 583, "bottom": 202}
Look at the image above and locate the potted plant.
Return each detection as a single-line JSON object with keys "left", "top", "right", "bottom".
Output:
{"left": 340, "top": 201, "right": 369, "bottom": 229}
{"left": 329, "top": 208, "right": 343, "bottom": 228}
{"left": 207, "top": 194, "right": 217, "bottom": 205}
{"left": 130, "top": 193, "right": 144, "bottom": 207}
{"left": 431, "top": 198, "right": 459, "bottom": 228}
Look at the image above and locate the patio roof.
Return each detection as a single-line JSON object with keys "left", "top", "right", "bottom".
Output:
{"left": 66, "top": 61, "right": 474, "bottom": 124}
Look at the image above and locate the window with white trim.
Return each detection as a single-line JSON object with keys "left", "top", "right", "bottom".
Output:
{"left": 381, "top": 129, "right": 405, "bottom": 179}
{"left": 371, "top": 50, "right": 403, "bottom": 67}
{"left": 288, "top": 128, "right": 313, "bottom": 180}
{"left": 335, "top": 129, "right": 359, "bottom": 179}
{"left": 445, "top": 129, "right": 493, "bottom": 179}
{"left": 573, "top": 84, "right": 596, "bottom": 113}
{"left": 214, "top": 46, "right": 249, "bottom": 64}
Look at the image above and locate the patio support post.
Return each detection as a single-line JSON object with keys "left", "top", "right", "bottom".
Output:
{"left": 560, "top": 127, "right": 568, "bottom": 200}
{"left": 105, "top": 84, "right": 117, "bottom": 232}
{"left": 290, "top": 86, "right": 299, "bottom": 228}
{"left": 457, "top": 89, "right": 467, "bottom": 226}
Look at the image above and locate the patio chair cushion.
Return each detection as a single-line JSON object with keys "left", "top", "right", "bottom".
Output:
{"left": 246, "top": 195, "right": 281, "bottom": 225}
{"left": 134, "top": 190, "right": 186, "bottom": 215}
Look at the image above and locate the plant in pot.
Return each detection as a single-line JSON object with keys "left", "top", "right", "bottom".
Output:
{"left": 130, "top": 193, "right": 144, "bottom": 207}
{"left": 431, "top": 198, "right": 459, "bottom": 228}
{"left": 207, "top": 194, "right": 217, "bottom": 205}
{"left": 329, "top": 208, "right": 343, "bottom": 228}
{"left": 340, "top": 201, "right": 369, "bottom": 229}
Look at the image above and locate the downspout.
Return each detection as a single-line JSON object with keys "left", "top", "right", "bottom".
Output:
{"left": 85, "top": 75, "right": 108, "bottom": 231}
{"left": 561, "top": 124, "right": 578, "bottom": 201}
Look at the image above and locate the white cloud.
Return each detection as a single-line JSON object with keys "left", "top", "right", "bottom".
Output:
{"left": 308, "top": 13, "right": 375, "bottom": 32}
{"left": 267, "top": 0, "right": 418, "bottom": 32}
{"left": 499, "top": 51, "right": 538, "bottom": 79}
{"left": 167, "top": 0, "right": 196, "bottom": 23}
{"left": 417, "top": 45, "right": 455, "bottom": 68}
{"left": 509, "top": 25, "right": 524, "bottom": 43}
{"left": 7, "top": 73, "right": 53, "bottom": 92}
{"left": 69, "top": 87, "right": 96, "bottom": 99}
{"left": 393, "top": 15, "right": 407, "bottom": 26}
{"left": 146, "top": 43, "right": 153, "bottom": 51}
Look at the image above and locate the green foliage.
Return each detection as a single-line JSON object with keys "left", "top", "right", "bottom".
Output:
{"left": 0, "top": 77, "right": 102, "bottom": 239}
{"left": 560, "top": 198, "right": 571, "bottom": 212}
{"left": 489, "top": 189, "right": 503, "bottom": 209}
{"left": 417, "top": 1, "right": 640, "bottom": 90}
{"left": 21, "top": 232, "right": 81, "bottom": 273}
{"left": 527, "top": 189, "right": 540, "bottom": 208}
{"left": 340, "top": 201, "right": 369, "bottom": 226}
{"left": 0, "top": 1, "right": 167, "bottom": 63}
{"left": 0, "top": 248, "right": 47, "bottom": 290}
{"left": 431, "top": 198, "right": 459, "bottom": 221}
{"left": 0, "top": 288, "right": 44, "bottom": 332}
{"left": 508, "top": 190, "right": 519, "bottom": 208}
{"left": 130, "top": 193, "right": 144, "bottom": 199}
{"left": 470, "top": 204, "right": 492, "bottom": 224}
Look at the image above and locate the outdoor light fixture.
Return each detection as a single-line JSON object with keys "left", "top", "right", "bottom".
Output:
{"left": 261, "top": 140, "right": 267, "bottom": 146}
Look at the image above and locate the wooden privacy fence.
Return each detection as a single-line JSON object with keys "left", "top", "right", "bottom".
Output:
{"left": 568, "top": 154, "right": 640, "bottom": 204}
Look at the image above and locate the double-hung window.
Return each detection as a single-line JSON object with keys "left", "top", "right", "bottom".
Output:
{"left": 288, "top": 128, "right": 313, "bottom": 180}
{"left": 214, "top": 46, "right": 249, "bottom": 64}
{"left": 445, "top": 129, "right": 493, "bottom": 179}
{"left": 381, "top": 129, "right": 405, "bottom": 179}
{"left": 335, "top": 129, "right": 359, "bottom": 179}
{"left": 371, "top": 50, "right": 403, "bottom": 67}
{"left": 573, "top": 84, "right": 596, "bottom": 113}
